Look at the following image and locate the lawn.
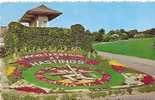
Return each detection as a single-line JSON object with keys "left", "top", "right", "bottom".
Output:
{"left": 94, "top": 38, "right": 155, "bottom": 60}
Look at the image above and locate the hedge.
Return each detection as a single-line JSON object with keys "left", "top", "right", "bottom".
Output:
{"left": 3, "top": 22, "right": 93, "bottom": 56}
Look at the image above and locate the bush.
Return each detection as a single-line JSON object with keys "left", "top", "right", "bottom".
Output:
{"left": 138, "top": 84, "right": 155, "bottom": 93}
{"left": 1, "top": 91, "right": 20, "bottom": 100}
{"left": 43, "top": 95, "right": 57, "bottom": 100}
{"left": 88, "top": 92, "right": 107, "bottom": 99}
{"left": 134, "top": 33, "right": 145, "bottom": 38}
{"left": 22, "top": 95, "right": 39, "bottom": 100}
{"left": 1, "top": 91, "right": 41, "bottom": 100}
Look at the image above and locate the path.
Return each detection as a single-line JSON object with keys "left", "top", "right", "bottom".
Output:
{"left": 98, "top": 51, "right": 155, "bottom": 77}
{"left": 99, "top": 92, "right": 155, "bottom": 100}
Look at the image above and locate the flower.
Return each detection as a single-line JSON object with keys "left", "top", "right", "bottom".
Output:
{"left": 111, "top": 65, "right": 125, "bottom": 73}
{"left": 101, "top": 74, "right": 111, "bottom": 81}
{"left": 6, "top": 66, "right": 16, "bottom": 76}
{"left": 86, "top": 60, "right": 100, "bottom": 65}
{"left": 15, "top": 86, "right": 47, "bottom": 94}
{"left": 13, "top": 69, "right": 21, "bottom": 78}
{"left": 16, "top": 52, "right": 88, "bottom": 67}
{"left": 142, "top": 75, "right": 154, "bottom": 85}
{"left": 17, "top": 59, "right": 32, "bottom": 67}
{"left": 109, "top": 60, "right": 125, "bottom": 67}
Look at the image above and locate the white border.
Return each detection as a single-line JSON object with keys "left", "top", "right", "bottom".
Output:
{"left": 0, "top": 0, "right": 155, "bottom": 3}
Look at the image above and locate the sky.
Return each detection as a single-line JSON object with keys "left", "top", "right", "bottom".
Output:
{"left": 0, "top": 2, "right": 155, "bottom": 32}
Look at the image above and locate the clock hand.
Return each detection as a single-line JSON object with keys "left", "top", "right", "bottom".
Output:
{"left": 66, "top": 64, "right": 81, "bottom": 78}
{"left": 66, "top": 64, "right": 94, "bottom": 80}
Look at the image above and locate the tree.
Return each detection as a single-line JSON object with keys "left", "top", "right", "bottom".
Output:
{"left": 98, "top": 28, "right": 105, "bottom": 34}
{"left": 108, "top": 30, "right": 115, "bottom": 35}
{"left": 93, "top": 32, "right": 103, "bottom": 42}
{"left": 120, "top": 29, "right": 127, "bottom": 33}
{"left": 83, "top": 29, "right": 93, "bottom": 51}
{"left": 71, "top": 24, "right": 85, "bottom": 47}
{"left": 127, "top": 29, "right": 138, "bottom": 38}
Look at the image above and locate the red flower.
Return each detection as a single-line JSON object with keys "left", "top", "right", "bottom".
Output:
{"left": 15, "top": 86, "right": 47, "bottom": 94}
{"left": 86, "top": 60, "right": 100, "bottom": 65}
{"left": 17, "top": 59, "right": 32, "bottom": 67}
{"left": 13, "top": 69, "right": 21, "bottom": 78}
{"left": 101, "top": 74, "right": 111, "bottom": 81}
{"left": 95, "top": 79, "right": 103, "bottom": 84}
{"left": 142, "top": 75, "right": 154, "bottom": 85}
{"left": 111, "top": 65, "right": 125, "bottom": 73}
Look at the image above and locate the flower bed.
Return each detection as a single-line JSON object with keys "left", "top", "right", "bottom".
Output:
{"left": 11, "top": 52, "right": 154, "bottom": 94}
{"left": 16, "top": 52, "right": 100, "bottom": 68}
{"left": 15, "top": 86, "right": 47, "bottom": 94}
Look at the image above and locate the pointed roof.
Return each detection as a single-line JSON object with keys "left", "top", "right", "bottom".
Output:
{"left": 20, "top": 4, "right": 62, "bottom": 22}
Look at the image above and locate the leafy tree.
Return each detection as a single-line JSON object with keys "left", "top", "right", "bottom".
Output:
{"left": 98, "top": 28, "right": 105, "bottom": 34}
{"left": 71, "top": 24, "right": 85, "bottom": 47}
{"left": 108, "top": 30, "right": 115, "bottom": 35}
{"left": 127, "top": 29, "right": 138, "bottom": 38}
{"left": 93, "top": 32, "right": 103, "bottom": 42}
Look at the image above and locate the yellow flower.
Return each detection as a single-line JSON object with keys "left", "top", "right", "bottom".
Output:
{"left": 109, "top": 60, "right": 125, "bottom": 67}
{"left": 6, "top": 66, "right": 16, "bottom": 76}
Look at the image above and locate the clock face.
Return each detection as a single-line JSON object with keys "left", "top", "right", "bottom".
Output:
{"left": 35, "top": 65, "right": 104, "bottom": 87}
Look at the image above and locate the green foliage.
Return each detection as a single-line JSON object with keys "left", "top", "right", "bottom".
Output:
{"left": 7, "top": 75, "right": 20, "bottom": 85}
{"left": 1, "top": 91, "right": 39, "bottom": 100}
{"left": 127, "top": 29, "right": 138, "bottom": 38}
{"left": 88, "top": 92, "right": 107, "bottom": 99}
{"left": 43, "top": 95, "right": 57, "bottom": 100}
{"left": 93, "top": 32, "right": 103, "bottom": 42}
{"left": 3, "top": 22, "right": 93, "bottom": 56}
{"left": 138, "top": 84, "right": 155, "bottom": 93}
{"left": 93, "top": 28, "right": 155, "bottom": 42}
{"left": 98, "top": 28, "right": 105, "bottom": 34}
{"left": 22, "top": 95, "right": 39, "bottom": 100}
{"left": 1, "top": 91, "right": 20, "bottom": 100}
{"left": 61, "top": 94, "right": 76, "bottom": 100}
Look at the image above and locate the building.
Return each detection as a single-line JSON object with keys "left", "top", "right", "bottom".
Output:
{"left": 20, "top": 4, "right": 62, "bottom": 27}
{"left": 0, "top": 26, "right": 8, "bottom": 35}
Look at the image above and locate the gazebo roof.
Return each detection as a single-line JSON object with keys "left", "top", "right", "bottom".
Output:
{"left": 20, "top": 4, "right": 62, "bottom": 23}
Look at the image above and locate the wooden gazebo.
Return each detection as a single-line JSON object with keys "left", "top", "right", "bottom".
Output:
{"left": 20, "top": 4, "right": 62, "bottom": 27}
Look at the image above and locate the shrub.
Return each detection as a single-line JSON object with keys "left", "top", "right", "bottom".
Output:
{"left": 2, "top": 91, "right": 39, "bottom": 100}
{"left": 138, "top": 83, "right": 155, "bottom": 93}
{"left": 134, "top": 33, "right": 145, "bottom": 38}
{"left": 21, "top": 95, "right": 39, "bottom": 100}
{"left": 1, "top": 91, "right": 20, "bottom": 100}
{"left": 43, "top": 95, "right": 57, "bottom": 100}
{"left": 88, "top": 92, "right": 107, "bottom": 99}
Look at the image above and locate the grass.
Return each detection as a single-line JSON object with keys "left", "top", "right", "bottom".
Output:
{"left": 44, "top": 73, "right": 61, "bottom": 80}
{"left": 94, "top": 38, "right": 155, "bottom": 60}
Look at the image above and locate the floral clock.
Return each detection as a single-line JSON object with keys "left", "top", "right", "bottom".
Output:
{"left": 35, "top": 64, "right": 111, "bottom": 87}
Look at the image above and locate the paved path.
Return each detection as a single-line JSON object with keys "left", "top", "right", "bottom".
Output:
{"left": 99, "top": 92, "right": 155, "bottom": 100}
{"left": 98, "top": 51, "right": 155, "bottom": 77}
